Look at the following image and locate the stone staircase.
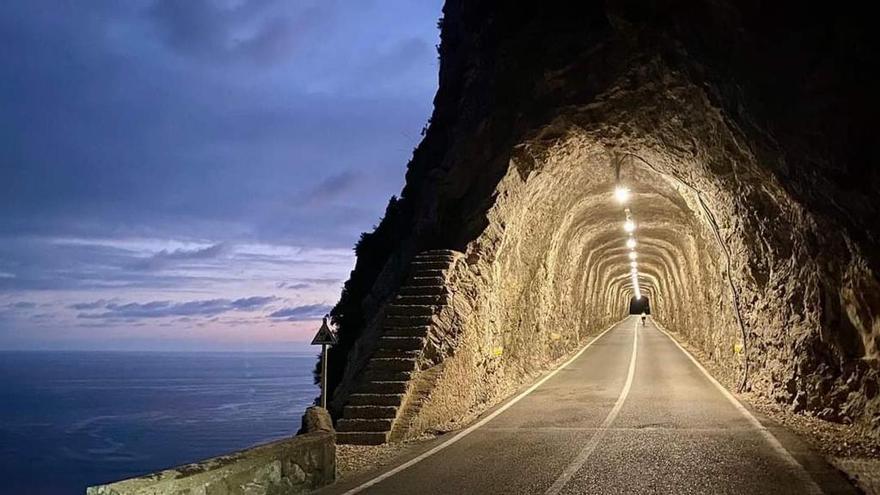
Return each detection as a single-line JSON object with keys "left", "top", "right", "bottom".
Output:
{"left": 335, "top": 250, "right": 457, "bottom": 445}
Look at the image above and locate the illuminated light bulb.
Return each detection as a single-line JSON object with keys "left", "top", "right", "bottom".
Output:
{"left": 623, "top": 220, "right": 636, "bottom": 233}
{"left": 628, "top": 251, "right": 637, "bottom": 260}
{"left": 626, "top": 238, "right": 637, "bottom": 249}
{"left": 630, "top": 261, "right": 637, "bottom": 268}
{"left": 614, "top": 186, "right": 630, "bottom": 204}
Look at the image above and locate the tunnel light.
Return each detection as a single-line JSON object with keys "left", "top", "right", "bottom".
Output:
{"left": 626, "top": 237, "right": 637, "bottom": 249}
{"left": 632, "top": 277, "right": 642, "bottom": 300}
{"left": 630, "top": 261, "right": 637, "bottom": 268}
{"left": 628, "top": 251, "right": 637, "bottom": 260}
{"left": 623, "top": 220, "right": 636, "bottom": 233}
{"left": 614, "top": 186, "right": 631, "bottom": 204}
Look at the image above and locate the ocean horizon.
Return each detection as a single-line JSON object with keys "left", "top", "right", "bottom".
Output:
{"left": 0, "top": 350, "right": 321, "bottom": 494}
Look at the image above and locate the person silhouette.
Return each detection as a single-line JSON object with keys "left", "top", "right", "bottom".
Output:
{"left": 640, "top": 312, "right": 646, "bottom": 326}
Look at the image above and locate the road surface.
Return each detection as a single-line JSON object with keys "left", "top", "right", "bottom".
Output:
{"left": 322, "top": 316, "right": 855, "bottom": 494}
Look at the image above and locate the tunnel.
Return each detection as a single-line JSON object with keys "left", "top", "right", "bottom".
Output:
{"left": 628, "top": 296, "right": 650, "bottom": 316}
{"left": 325, "top": 0, "right": 879, "bottom": 443}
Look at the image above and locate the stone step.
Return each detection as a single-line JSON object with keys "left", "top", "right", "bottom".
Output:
{"left": 399, "top": 285, "right": 447, "bottom": 297}
{"left": 357, "top": 381, "right": 409, "bottom": 394}
{"left": 395, "top": 294, "right": 448, "bottom": 305}
{"left": 367, "top": 349, "right": 422, "bottom": 358}
{"left": 383, "top": 325, "right": 430, "bottom": 337}
{"left": 410, "top": 268, "right": 446, "bottom": 278}
{"left": 367, "top": 357, "right": 418, "bottom": 372}
{"left": 385, "top": 314, "right": 433, "bottom": 327}
{"left": 384, "top": 325, "right": 431, "bottom": 337}
{"left": 411, "top": 257, "right": 455, "bottom": 266}
{"left": 405, "top": 276, "right": 445, "bottom": 287}
{"left": 379, "top": 335, "right": 426, "bottom": 350}
{"left": 373, "top": 348, "right": 422, "bottom": 359}
{"left": 347, "top": 393, "right": 406, "bottom": 407}
{"left": 337, "top": 418, "right": 394, "bottom": 432}
{"left": 415, "top": 249, "right": 457, "bottom": 257}
{"left": 410, "top": 260, "right": 450, "bottom": 270}
{"left": 364, "top": 368, "right": 413, "bottom": 382}
{"left": 336, "top": 431, "right": 389, "bottom": 445}
{"left": 386, "top": 304, "right": 435, "bottom": 317}
{"left": 343, "top": 405, "right": 398, "bottom": 419}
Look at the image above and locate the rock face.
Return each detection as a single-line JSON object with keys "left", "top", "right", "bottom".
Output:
{"left": 326, "top": 1, "right": 880, "bottom": 440}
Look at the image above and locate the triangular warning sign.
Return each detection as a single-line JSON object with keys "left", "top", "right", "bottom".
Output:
{"left": 311, "top": 315, "right": 337, "bottom": 346}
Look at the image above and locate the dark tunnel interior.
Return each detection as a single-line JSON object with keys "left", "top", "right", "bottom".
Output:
{"left": 629, "top": 296, "right": 651, "bottom": 315}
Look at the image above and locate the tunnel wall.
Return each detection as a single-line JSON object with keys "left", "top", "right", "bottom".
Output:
{"left": 328, "top": 1, "right": 880, "bottom": 437}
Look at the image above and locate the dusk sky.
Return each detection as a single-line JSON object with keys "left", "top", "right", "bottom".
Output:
{"left": 0, "top": 1, "right": 444, "bottom": 351}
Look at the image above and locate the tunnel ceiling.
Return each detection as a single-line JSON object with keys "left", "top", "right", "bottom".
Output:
{"left": 329, "top": 1, "right": 880, "bottom": 437}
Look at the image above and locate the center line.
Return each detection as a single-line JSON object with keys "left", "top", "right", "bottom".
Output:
{"left": 545, "top": 317, "right": 639, "bottom": 495}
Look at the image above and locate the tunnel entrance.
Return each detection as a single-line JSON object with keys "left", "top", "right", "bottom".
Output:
{"left": 629, "top": 296, "right": 651, "bottom": 315}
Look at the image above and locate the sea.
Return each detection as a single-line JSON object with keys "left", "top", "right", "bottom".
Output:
{"left": 0, "top": 350, "right": 320, "bottom": 495}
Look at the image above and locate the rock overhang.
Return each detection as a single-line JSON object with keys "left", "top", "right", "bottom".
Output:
{"left": 328, "top": 0, "right": 879, "bottom": 438}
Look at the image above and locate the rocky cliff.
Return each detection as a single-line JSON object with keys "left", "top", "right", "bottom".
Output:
{"left": 325, "top": 0, "right": 880, "bottom": 439}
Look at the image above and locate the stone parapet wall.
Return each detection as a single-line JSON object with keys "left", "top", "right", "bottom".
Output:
{"left": 86, "top": 407, "right": 335, "bottom": 495}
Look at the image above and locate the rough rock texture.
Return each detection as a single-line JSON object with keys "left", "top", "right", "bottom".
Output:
{"left": 327, "top": 0, "right": 880, "bottom": 440}
{"left": 299, "top": 406, "right": 334, "bottom": 434}
{"left": 86, "top": 430, "right": 335, "bottom": 495}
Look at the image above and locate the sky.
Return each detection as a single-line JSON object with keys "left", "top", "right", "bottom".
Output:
{"left": 0, "top": 0, "right": 444, "bottom": 351}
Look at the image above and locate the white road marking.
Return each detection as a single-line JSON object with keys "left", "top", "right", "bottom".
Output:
{"left": 544, "top": 317, "right": 639, "bottom": 495}
{"left": 654, "top": 320, "right": 824, "bottom": 495}
{"left": 341, "top": 319, "right": 624, "bottom": 495}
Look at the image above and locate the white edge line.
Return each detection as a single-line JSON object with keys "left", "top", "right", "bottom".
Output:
{"left": 342, "top": 317, "right": 629, "bottom": 495}
{"left": 545, "top": 317, "right": 639, "bottom": 495}
{"left": 653, "top": 319, "right": 823, "bottom": 494}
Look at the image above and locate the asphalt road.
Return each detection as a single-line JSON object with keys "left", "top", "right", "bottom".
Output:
{"left": 323, "top": 316, "right": 856, "bottom": 494}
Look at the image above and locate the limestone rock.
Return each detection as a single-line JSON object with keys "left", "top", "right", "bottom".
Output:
{"left": 324, "top": 0, "right": 880, "bottom": 440}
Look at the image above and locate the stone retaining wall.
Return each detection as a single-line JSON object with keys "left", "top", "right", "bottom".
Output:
{"left": 86, "top": 407, "right": 335, "bottom": 495}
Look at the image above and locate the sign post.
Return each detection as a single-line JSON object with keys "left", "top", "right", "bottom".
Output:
{"left": 311, "top": 314, "right": 337, "bottom": 409}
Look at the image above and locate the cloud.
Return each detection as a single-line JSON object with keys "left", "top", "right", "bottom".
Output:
{"left": 0, "top": 238, "right": 235, "bottom": 292}
{"left": 0, "top": 0, "right": 439, "bottom": 249}
{"left": 134, "top": 243, "right": 231, "bottom": 270}
{"left": 304, "top": 170, "right": 363, "bottom": 206}
{"left": 68, "top": 299, "right": 113, "bottom": 310}
{"left": 146, "top": 0, "right": 329, "bottom": 66}
{"left": 269, "top": 303, "right": 332, "bottom": 321}
{"left": 229, "top": 295, "right": 277, "bottom": 310}
{"left": 276, "top": 278, "right": 341, "bottom": 290}
{"left": 279, "top": 282, "right": 310, "bottom": 289}
{"left": 8, "top": 301, "right": 37, "bottom": 309}
{"left": 0, "top": 301, "right": 38, "bottom": 322}
{"left": 77, "top": 296, "right": 278, "bottom": 320}
{"left": 0, "top": 0, "right": 442, "bottom": 348}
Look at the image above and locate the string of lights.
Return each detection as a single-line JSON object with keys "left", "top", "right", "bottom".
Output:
{"left": 614, "top": 185, "right": 641, "bottom": 300}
